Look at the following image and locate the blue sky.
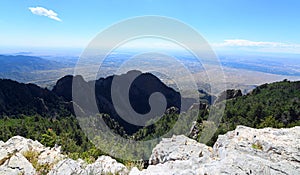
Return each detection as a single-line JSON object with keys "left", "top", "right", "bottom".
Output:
{"left": 0, "top": 0, "right": 300, "bottom": 55}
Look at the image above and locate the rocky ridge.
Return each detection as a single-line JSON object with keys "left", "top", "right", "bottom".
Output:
{"left": 0, "top": 136, "right": 128, "bottom": 175}
{"left": 0, "top": 126, "right": 299, "bottom": 175}
{"left": 132, "top": 125, "right": 300, "bottom": 175}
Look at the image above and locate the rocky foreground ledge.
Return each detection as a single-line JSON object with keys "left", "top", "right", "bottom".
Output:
{"left": 0, "top": 126, "right": 299, "bottom": 175}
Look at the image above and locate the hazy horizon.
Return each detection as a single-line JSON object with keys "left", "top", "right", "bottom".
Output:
{"left": 1, "top": 0, "right": 300, "bottom": 56}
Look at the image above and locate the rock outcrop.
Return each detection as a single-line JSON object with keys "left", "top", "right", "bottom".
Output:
{"left": 0, "top": 136, "right": 128, "bottom": 175}
{"left": 215, "top": 89, "right": 243, "bottom": 103}
{"left": 131, "top": 125, "right": 300, "bottom": 175}
{"left": 0, "top": 126, "right": 299, "bottom": 175}
{"left": 48, "top": 156, "right": 128, "bottom": 175}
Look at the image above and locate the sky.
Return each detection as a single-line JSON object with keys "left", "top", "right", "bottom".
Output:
{"left": 0, "top": 0, "right": 300, "bottom": 56}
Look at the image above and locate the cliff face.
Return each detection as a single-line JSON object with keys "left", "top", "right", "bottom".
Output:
{"left": 0, "top": 126, "right": 299, "bottom": 175}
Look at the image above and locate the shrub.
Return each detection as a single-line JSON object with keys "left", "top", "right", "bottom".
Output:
{"left": 23, "top": 150, "right": 53, "bottom": 175}
{"left": 251, "top": 142, "right": 263, "bottom": 150}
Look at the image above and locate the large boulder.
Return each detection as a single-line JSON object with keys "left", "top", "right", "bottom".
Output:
{"left": 149, "top": 135, "right": 212, "bottom": 165}
{"left": 2, "top": 136, "right": 45, "bottom": 154}
{"left": 48, "top": 158, "right": 86, "bottom": 175}
{"left": 86, "top": 156, "right": 129, "bottom": 175}
{"left": 38, "top": 146, "right": 66, "bottom": 165}
{"left": 49, "top": 156, "right": 129, "bottom": 175}
{"left": 131, "top": 135, "right": 213, "bottom": 175}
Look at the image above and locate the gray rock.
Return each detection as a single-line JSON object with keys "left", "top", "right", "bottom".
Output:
{"left": 0, "top": 135, "right": 130, "bottom": 175}
{"left": 132, "top": 135, "right": 212, "bottom": 175}
{"left": 211, "top": 125, "right": 300, "bottom": 175}
{"left": 48, "top": 158, "right": 86, "bottom": 175}
{"left": 86, "top": 156, "right": 128, "bottom": 175}
{"left": 0, "top": 141, "right": 4, "bottom": 147}
{"left": 1, "top": 126, "right": 299, "bottom": 175}
{"left": 188, "top": 121, "right": 202, "bottom": 140}
{"left": 49, "top": 156, "right": 129, "bottom": 175}
{"left": 38, "top": 146, "right": 66, "bottom": 165}
{"left": 0, "top": 166, "right": 20, "bottom": 175}
{"left": 1, "top": 152, "right": 36, "bottom": 175}
{"left": 0, "top": 136, "right": 62, "bottom": 175}
{"left": 131, "top": 159, "right": 204, "bottom": 175}
{"left": 129, "top": 167, "right": 140, "bottom": 175}
{"left": 132, "top": 126, "right": 300, "bottom": 175}
{"left": 149, "top": 135, "right": 212, "bottom": 165}
{"left": 0, "top": 148, "right": 9, "bottom": 164}
{"left": 2, "top": 136, "right": 45, "bottom": 154}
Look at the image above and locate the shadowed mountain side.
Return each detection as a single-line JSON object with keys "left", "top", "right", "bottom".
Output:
{"left": 0, "top": 71, "right": 196, "bottom": 135}
{"left": 52, "top": 70, "right": 197, "bottom": 134}
{"left": 0, "top": 79, "right": 72, "bottom": 117}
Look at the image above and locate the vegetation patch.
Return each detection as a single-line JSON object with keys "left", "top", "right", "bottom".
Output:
{"left": 252, "top": 142, "right": 263, "bottom": 150}
{"left": 23, "top": 150, "right": 53, "bottom": 175}
{"left": 124, "top": 160, "right": 145, "bottom": 170}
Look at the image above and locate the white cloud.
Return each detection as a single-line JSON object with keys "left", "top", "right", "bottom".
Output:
{"left": 215, "top": 39, "right": 300, "bottom": 47}
{"left": 29, "top": 7, "right": 61, "bottom": 22}
{"left": 213, "top": 39, "right": 300, "bottom": 54}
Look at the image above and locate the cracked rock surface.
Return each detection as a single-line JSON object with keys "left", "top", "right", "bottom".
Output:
{"left": 0, "top": 136, "right": 128, "bottom": 175}
{"left": 131, "top": 126, "right": 300, "bottom": 175}
{"left": 0, "top": 126, "right": 299, "bottom": 175}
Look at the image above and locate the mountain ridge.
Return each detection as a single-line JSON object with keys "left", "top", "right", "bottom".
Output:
{"left": 0, "top": 73, "right": 299, "bottom": 168}
{"left": 0, "top": 55, "right": 68, "bottom": 73}
{"left": 52, "top": 70, "right": 196, "bottom": 134}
